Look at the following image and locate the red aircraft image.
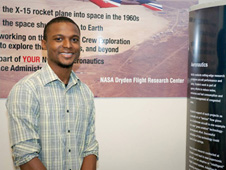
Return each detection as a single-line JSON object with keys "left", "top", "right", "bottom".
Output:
{"left": 89, "top": 0, "right": 163, "bottom": 11}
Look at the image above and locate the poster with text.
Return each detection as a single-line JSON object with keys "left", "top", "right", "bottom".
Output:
{"left": 186, "top": 5, "right": 226, "bottom": 170}
{"left": 0, "top": 0, "right": 197, "bottom": 98}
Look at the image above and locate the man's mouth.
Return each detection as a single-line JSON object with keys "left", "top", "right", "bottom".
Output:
{"left": 60, "top": 52, "right": 74, "bottom": 58}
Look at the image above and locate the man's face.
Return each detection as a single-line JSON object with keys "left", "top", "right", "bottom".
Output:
{"left": 42, "top": 22, "right": 80, "bottom": 69}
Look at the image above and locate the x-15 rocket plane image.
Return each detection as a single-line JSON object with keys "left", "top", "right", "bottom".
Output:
{"left": 89, "top": 0, "right": 163, "bottom": 11}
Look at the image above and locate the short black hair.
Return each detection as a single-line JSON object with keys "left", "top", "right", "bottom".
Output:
{"left": 43, "top": 17, "right": 80, "bottom": 41}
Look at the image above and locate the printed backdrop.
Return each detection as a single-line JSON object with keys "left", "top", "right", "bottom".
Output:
{"left": 0, "top": 0, "right": 197, "bottom": 98}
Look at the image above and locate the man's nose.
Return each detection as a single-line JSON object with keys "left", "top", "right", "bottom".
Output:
{"left": 62, "top": 39, "right": 71, "bottom": 48}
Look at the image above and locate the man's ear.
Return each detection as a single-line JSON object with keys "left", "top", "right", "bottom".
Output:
{"left": 41, "top": 39, "right": 47, "bottom": 50}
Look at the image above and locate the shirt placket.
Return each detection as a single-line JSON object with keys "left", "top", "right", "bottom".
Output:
{"left": 65, "top": 87, "right": 72, "bottom": 170}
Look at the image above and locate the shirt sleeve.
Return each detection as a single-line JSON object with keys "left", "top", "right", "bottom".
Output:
{"left": 82, "top": 98, "right": 99, "bottom": 160}
{"left": 6, "top": 83, "right": 41, "bottom": 166}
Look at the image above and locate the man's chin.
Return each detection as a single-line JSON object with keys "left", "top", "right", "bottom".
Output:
{"left": 58, "top": 62, "right": 74, "bottom": 68}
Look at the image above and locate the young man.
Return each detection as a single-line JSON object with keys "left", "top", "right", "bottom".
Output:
{"left": 6, "top": 17, "right": 99, "bottom": 170}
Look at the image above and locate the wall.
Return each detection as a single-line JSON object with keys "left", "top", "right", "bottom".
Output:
{"left": 0, "top": 99, "right": 14, "bottom": 169}
{"left": 96, "top": 98, "right": 188, "bottom": 170}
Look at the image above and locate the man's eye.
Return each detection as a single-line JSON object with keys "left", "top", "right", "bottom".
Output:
{"left": 72, "top": 38, "right": 79, "bottom": 42}
{"left": 55, "top": 37, "right": 62, "bottom": 41}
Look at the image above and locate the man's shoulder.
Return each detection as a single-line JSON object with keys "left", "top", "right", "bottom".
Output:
{"left": 78, "top": 81, "right": 94, "bottom": 98}
{"left": 11, "top": 69, "right": 43, "bottom": 92}
{"left": 72, "top": 73, "right": 94, "bottom": 99}
{"left": 7, "top": 69, "right": 44, "bottom": 104}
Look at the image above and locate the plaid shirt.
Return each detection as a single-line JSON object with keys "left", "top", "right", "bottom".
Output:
{"left": 6, "top": 64, "right": 99, "bottom": 170}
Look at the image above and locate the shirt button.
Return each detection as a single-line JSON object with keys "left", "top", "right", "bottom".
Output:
{"left": 69, "top": 149, "right": 71, "bottom": 152}
{"left": 68, "top": 130, "right": 70, "bottom": 133}
{"left": 67, "top": 110, "right": 69, "bottom": 113}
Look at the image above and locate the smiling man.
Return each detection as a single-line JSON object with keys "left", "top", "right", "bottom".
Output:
{"left": 6, "top": 17, "right": 99, "bottom": 170}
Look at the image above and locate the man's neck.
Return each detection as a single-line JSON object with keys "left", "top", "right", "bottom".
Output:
{"left": 48, "top": 62, "right": 72, "bottom": 85}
